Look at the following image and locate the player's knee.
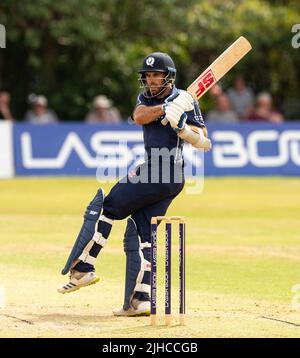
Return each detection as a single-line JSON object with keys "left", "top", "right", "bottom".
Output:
{"left": 103, "top": 195, "right": 128, "bottom": 220}
{"left": 84, "top": 188, "right": 104, "bottom": 221}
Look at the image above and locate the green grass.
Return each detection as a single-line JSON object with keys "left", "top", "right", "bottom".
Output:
{"left": 0, "top": 177, "right": 300, "bottom": 337}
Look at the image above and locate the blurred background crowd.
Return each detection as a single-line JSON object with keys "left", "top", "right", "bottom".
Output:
{"left": 0, "top": 91, "right": 122, "bottom": 124}
{"left": 0, "top": 75, "right": 285, "bottom": 124}
{"left": 0, "top": 0, "right": 299, "bottom": 125}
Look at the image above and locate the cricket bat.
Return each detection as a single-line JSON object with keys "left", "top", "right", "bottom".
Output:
{"left": 162, "top": 36, "right": 252, "bottom": 125}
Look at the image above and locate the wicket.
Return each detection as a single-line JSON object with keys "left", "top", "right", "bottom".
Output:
{"left": 150, "top": 216, "right": 186, "bottom": 326}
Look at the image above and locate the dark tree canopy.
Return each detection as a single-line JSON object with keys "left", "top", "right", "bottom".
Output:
{"left": 0, "top": 0, "right": 299, "bottom": 120}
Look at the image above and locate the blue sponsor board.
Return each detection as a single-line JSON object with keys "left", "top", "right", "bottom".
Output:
{"left": 13, "top": 124, "right": 143, "bottom": 176}
{"left": 13, "top": 122, "right": 300, "bottom": 177}
{"left": 205, "top": 122, "right": 300, "bottom": 176}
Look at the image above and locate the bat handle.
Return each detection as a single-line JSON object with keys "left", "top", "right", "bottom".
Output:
{"left": 161, "top": 118, "right": 168, "bottom": 126}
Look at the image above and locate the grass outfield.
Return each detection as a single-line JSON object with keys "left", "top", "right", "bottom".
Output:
{"left": 0, "top": 177, "right": 300, "bottom": 338}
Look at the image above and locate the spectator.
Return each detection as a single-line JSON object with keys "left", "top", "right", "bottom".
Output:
{"left": 206, "top": 94, "right": 239, "bottom": 123}
{"left": 25, "top": 95, "right": 58, "bottom": 124}
{"left": 246, "top": 92, "right": 283, "bottom": 123}
{"left": 227, "top": 75, "right": 254, "bottom": 119}
{"left": 210, "top": 84, "right": 223, "bottom": 97}
{"left": 85, "top": 95, "right": 121, "bottom": 124}
{"left": 0, "top": 91, "right": 14, "bottom": 121}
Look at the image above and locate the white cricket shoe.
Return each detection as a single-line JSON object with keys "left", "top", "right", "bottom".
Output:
{"left": 57, "top": 270, "right": 100, "bottom": 294}
{"left": 113, "top": 299, "right": 150, "bottom": 317}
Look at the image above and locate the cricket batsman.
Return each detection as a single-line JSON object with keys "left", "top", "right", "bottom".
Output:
{"left": 58, "top": 52, "right": 211, "bottom": 316}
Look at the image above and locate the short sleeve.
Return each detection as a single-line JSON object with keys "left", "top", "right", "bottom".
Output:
{"left": 130, "top": 93, "right": 150, "bottom": 124}
{"left": 135, "top": 93, "right": 148, "bottom": 107}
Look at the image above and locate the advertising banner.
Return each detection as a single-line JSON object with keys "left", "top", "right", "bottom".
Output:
{"left": 13, "top": 123, "right": 300, "bottom": 177}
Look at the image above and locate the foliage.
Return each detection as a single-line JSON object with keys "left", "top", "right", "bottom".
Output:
{"left": 0, "top": 0, "right": 299, "bottom": 119}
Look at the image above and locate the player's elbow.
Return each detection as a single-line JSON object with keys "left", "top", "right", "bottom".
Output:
{"left": 133, "top": 113, "right": 143, "bottom": 125}
{"left": 132, "top": 108, "right": 144, "bottom": 125}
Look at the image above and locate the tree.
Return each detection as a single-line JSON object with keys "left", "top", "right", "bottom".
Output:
{"left": 0, "top": 0, "right": 299, "bottom": 120}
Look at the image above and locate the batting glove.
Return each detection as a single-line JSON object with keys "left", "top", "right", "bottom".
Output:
{"left": 164, "top": 102, "right": 187, "bottom": 132}
{"left": 172, "top": 90, "right": 194, "bottom": 112}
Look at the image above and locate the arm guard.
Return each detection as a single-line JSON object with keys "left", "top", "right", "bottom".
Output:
{"left": 178, "top": 125, "right": 212, "bottom": 151}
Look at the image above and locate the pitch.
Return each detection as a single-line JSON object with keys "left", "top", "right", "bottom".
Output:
{"left": 0, "top": 177, "right": 299, "bottom": 338}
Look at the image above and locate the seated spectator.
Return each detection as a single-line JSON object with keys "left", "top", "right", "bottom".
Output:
{"left": 85, "top": 95, "right": 121, "bottom": 124}
{"left": 0, "top": 90, "right": 14, "bottom": 121}
{"left": 210, "top": 84, "right": 223, "bottom": 97}
{"left": 25, "top": 95, "right": 58, "bottom": 124}
{"left": 246, "top": 92, "right": 283, "bottom": 123}
{"left": 227, "top": 75, "right": 254, "bottom": 119}
{"left": 206, "top": 94, "right": 239, "bottom": 124}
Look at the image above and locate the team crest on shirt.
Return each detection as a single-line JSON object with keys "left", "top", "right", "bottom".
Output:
{"left": 146, "top": 56, "right": 155, "bottom": 67}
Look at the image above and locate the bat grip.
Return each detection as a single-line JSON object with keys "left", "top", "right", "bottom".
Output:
{"left": 161, "top": 118, "right": 168, "bottom": 126}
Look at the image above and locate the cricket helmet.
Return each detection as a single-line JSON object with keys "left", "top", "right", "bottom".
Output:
{"left": 138, "top": 52, "right": 176, "bottom": 98}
